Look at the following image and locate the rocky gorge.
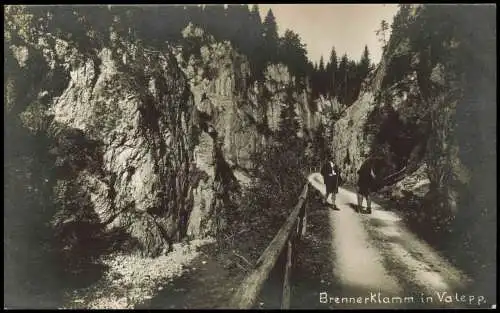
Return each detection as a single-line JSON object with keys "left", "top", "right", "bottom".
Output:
{"left": 4, "top": 4, "right": 496, "bottom": 309}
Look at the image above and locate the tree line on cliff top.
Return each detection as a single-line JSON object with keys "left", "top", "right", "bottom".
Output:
{"left": 16, "top": 4, "right": 374, "bottom": 106}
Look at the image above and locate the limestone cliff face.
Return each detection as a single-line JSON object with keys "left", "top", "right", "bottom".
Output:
{"left": 329, "top": 4, "right": 494, "bottom": 221}
{"left": 261, "top": 63, "right": 320, "bottom": 136}
{"left": 5, "top": 25, "right": 204, "bottom": 257}
{"left": 331, "top": 91, "right": 376, "bottom": 183}
{"left": 176, "top": 24, "right": 258, "bottom": 171}
{"left": 174, "top": 24, "right": 322, "bottom": 238}
{"left": 178, "top": 24, "right": 321, "bottom": 171}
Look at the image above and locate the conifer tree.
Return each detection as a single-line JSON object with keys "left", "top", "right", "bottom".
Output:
{"left": 248, "top": 4, "right": 264, "bottom": 80}
{"left": 279, "top": 29, "right": 308, "bottom": 80}
{"left": 262, "top": 9, "right": 279, "bottom": 64}
{"left": 327, "top": 46, "right": 338, "bottom": 97}
{"left": 358, "top": 45, "right": 372, "bottom": 82}
{"left": 277, "top": 89, "right": 300, "bottom": 146}
{"left": 336, "top": 54, "right": 349, "bottom": 105}
{"left": 318, "top": 56, "right": 326, "bottom": 95}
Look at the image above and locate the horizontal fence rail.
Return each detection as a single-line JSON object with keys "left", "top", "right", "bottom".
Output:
{"left": 227, "top": 182, "right": 310, "bottom": 309}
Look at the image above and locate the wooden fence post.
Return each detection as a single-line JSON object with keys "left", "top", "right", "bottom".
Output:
{"left": 227, "top": 183, "right": 309, "bottom": 309}
{"left": 281, "top": 239, "right": 292, "bottom": 309}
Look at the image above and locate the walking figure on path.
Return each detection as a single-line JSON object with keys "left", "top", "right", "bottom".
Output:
{"left": 321, "top": 155, "right": 342, "bottom": 209}
{"left": 356, "top": 157, "right": 381, "bottom": 214}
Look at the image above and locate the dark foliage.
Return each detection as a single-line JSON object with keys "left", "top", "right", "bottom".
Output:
{"left": 311, "top": 45, "right": 373, "bottom": 107}
{"left": 379, "top": 4, "right": 496, "bottom": 299}
{"left": 226, "top": 86, "right": 314, "bottom": 260}
{"left": 19, "top": 5, "right": 326, "bottom": 85}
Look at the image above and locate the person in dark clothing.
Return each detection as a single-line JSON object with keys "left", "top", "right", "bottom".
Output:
{"left": 356, "top": 157, "right": 380, "bottom": 214}
{"left": 321, "top": 158, "right": 342, "bottom": 208}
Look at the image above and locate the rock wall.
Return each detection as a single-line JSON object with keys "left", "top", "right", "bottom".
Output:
{"left": 5, "top": 22, "right": 207, "bottom": 257}
{"left": 331, "top": 91, "right": 377, "bottom": 182}
{"left": 173, "top": 24, "right": 323, "bottom": 238}
{"left": 329, "top": 4, "right": 494, "bottom": 222}
{"left": 178, "top": 24, "right": 321, "bottom": 171}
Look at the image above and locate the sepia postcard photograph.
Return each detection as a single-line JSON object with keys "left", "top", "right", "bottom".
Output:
{"left": 4, "top": 3, "right": 496, "bottom": 309}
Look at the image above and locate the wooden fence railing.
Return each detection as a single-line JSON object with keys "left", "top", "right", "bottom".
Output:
{"left": 227, "top": 182, "right": 310, "bottom": 309}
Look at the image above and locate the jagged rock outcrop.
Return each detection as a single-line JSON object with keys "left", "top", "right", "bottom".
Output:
{"left": 330, "top": 4, "right": 495, "bottom": 224}
{"left": 381, "top": 163, "right": 430, "bottom": 199}
{"left": 331, "top": 91, "right": 377, "bottom": 182}
{"left": 174, "top": 24, "right": 322, "bottom": 237}
{"left": 176, "top": 24, "right": 258, "bottom": 170}
{"left": 177, "top": 24, "right": 321, "bottom": 171}
{"left": 5, "top": 18, "right": 209, "bottom": 257}
{"left": 315, "top": 96, "right": 343, "bottom": 121}
{"left": 330, "top": 6, "right": 420, "bottom": 183}
{"left": 261, "top": 63, "right": 320, "bottom": 135}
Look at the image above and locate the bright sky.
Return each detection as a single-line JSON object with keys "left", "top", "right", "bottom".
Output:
{"left": 257, "top": 4, "right": 400, "bottom": 65}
